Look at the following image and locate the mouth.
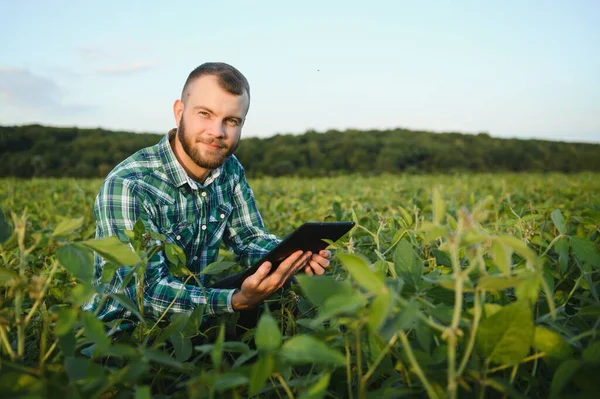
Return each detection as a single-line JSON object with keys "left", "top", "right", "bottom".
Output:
{"left": 199, "top": 140, "right": 227, "bottom": 150}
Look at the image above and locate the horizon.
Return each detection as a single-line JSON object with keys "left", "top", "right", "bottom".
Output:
{"left": 1, "top": 1, "right": 599, "bottom": 144}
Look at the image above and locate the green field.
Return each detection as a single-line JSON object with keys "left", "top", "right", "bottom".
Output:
{"left": 1, "top": 173, "right": 599, "bottom": 398}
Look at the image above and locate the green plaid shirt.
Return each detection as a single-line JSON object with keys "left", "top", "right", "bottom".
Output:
{"left": 83, "top": 130, "right": 280, "bottom": 324}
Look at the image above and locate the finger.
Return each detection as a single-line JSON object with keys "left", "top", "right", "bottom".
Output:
{"left": 311, "top": 254, "right": 330, "bottom": 268}
{"left": 285, "top": 251, "right": 312, "bottom": 281}
{"left": 319, "top": 249, "right": 332, "bottom": 259}
{"left": 304, "top": 265, "right": 313, "bottom": 276}
{"left": 246, "top": 261, "right": 271, "bottom": 287}
{"left": 308, "top": 260, "right": 325, "bottom": 275}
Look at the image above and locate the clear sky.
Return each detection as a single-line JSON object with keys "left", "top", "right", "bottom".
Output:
{"left": 1, "top": 0, "right": 599, "bottom": 143}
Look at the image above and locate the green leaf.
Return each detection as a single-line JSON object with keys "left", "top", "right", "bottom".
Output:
{"left": 0, "top": 267, "right": 17, "bottom": 282}
{"left": 164, "top": 242, "right": 186, "bottom": 267}
{"left": 551, "top": 209, "right": 566, "bottom": 235}
{"left": 134, "top": 385, "right": 151, "bottom": 399}
{"left": 338, "top": 253, "right": 386, "bottom": 293}
{"left": 200, "top": 261, "right": 237, "bottom": 275}
{"left": 255, "top": 311, "right": 282, "bottom": 352}
{"left": 571, "top": 237, "right": 600, "bottom": 268}
{"left": 296, "top": 275, "right": 353, "bottom": 307}
{"left": 549, "top": 359, "right": 581, "bottom": 399}
{"left": 170, "top": 331, "right": 192, "bottom": 362}
{"left": 80, "top": 311, "right": 110, "bottom": 352}
{"left": 515, "top": 272, "right": 541, "bottom": 304}
{"left": 101, "top": 262, "right": 120, "bottom": 283}
{"left": 533, "top": 326, "right": 573, "bottom": 360}
{"left": 555, "top": 237, "right": 569, "bottom": 274}
{"left": 52, "top": 217, "right": 84, "bottom": 237}
{"left": 491, "top": 239, "right": 513, "bottom": 276}
{"left": 56, "top": 244, "right": 94, "bottom": 281}
{"left": 477, "top": 300, "right": 534, "bottom": 365}
{"left": 68, "top": 283, "right": 95, "bottom": 307}
{"left": 213, "top": 372, "right": 249, "bottom": 393}
{"left": 393, "top": 239, "right": 422, "bottom": 289}
{"left": 55, "top": 308, "right": 79, "bottom": 336}
{"left": 312, "top": 293, "right": 366, "bottom": 326}
{"left": 211, "top": 324, "right": 225, "bottom": 368}
{"left": 249, "top": 353, "right": 274, "bottom": 395}
{"left": 280, "top": 335, "right": 345, "bottom": 367}
{"left": 380, "top": 300, "right": 419, "bottom": 340}
{"left": 298, "top": 372, "right": 331, "bottom": 399}
{"left": 81, "top": 236, "right": 142, "bottom": 266}
{"left": 108, "top": 293, "right": 146, "bottom": 324}
{"left": 64, "top": 356, "right": 92, "bottom": 382}
{"left": 143, "top": 348, "right": 185, "bottom": 369}
{"left": 582, "top": 341, "right": 600, "bottom": 365}
{"left": 432, "top": 188, "right": 446, "bottom": 224}
{"left": 578, "top": 305, "right": 600, "bottom": 317}
{"left": 368, "top": 291, "right": 393, "bottom": 332}
{"left": 478, "top": 275, "right": 525, "bottom": 291}
{"left": 0, "top": 209, "right": 12, "bottom": 243}
{"left": 496, "top": 236, "right": 537, "bottom": 263}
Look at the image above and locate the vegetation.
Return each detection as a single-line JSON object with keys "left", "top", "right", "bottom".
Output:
{"left": 1, "top": 173, "right": 599, "bottom": 397}
{"left": 2, "top": 124, "right": 600, "bottom": 178}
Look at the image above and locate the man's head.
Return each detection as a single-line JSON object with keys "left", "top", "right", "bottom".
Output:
{"left": 172, "top": 62, "right": 250, "bottom": 178}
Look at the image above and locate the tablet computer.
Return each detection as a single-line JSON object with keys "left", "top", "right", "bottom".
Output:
{"left": 211, "top": 221, "right": 354, "bottom": 289}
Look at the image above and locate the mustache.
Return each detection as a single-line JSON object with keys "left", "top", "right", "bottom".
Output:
{"left": 197, "top": 137, "right": 227, "bottom": 149}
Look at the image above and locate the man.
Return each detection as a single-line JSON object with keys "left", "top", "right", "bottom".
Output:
{"left": 83, "top": 62, "right": 330, "bottom": 328}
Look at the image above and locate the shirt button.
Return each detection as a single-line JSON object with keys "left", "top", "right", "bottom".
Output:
{"left": 193, "top": 256, "right": 198, "bottom": 260}
{"left": 176, "top": 235, "right": 181, "bottom": 240}
{"left": 201, "top": 191, "right": 207, "bottom": 197}
{"left": 201, "top": 225, "right": 207, "bottom": 231}
{"left": 220, "top": 214, "right": 225, "bottom": 219}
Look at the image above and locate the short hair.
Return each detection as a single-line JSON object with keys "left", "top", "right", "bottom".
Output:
{"left": 181, "top": 62, "right": 250, "bottom": 105}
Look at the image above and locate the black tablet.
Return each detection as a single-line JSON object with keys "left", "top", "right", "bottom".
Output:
{"left": 211, "top": 221, "right": 354, "bottom": 289}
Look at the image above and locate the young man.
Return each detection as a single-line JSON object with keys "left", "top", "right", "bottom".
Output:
{"left": 83, "top": 63, "right": 330, "bottom": 327}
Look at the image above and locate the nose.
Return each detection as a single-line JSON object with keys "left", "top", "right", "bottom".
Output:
{"left": 206, "top": 119, "right": 226, "bottom": 138}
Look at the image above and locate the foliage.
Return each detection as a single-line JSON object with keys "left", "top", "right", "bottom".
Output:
{"left": 0, "top": 173, "right": 599, "bottom": 398}
{"left": 2, "top": 124, "right": 600, "bottom": 178}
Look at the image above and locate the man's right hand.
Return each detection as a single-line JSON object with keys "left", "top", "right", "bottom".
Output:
{"left": 231, "top": 250, "right": 312, "bottom": 311}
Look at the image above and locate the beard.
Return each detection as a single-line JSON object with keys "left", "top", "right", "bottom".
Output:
{"left": 177, "top": 116, "right": 239, "bottom": 169}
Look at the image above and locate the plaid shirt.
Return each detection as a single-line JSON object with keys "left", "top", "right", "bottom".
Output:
{"left": 83, "top": 130, "right": 280, "bottom": 324}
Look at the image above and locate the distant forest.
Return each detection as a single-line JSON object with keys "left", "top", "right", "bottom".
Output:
{"left": 1, "top": 124, "right": 599, "bottom": 178}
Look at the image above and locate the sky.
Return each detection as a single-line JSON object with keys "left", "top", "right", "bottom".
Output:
{"left": 1, "top": 0, "right": 599, "bottom": 143}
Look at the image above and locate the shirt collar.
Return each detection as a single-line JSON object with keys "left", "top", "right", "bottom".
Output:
{"left": 158, "top": 129, "right": 223, "bottom": 190}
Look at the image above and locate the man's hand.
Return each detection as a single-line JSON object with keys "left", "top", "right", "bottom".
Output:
{"left": 303, "top": 249, "right": 331, "bottom": 276}
{"left": 231, "top": 250, "right": 312, "bottom": 310}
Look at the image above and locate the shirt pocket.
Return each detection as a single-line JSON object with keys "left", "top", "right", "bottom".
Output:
{"left": 207, "top": 203, "right": 233, "bottom": 247}
{"left": 163, "top": 220, "right": 195, "bottom": 254}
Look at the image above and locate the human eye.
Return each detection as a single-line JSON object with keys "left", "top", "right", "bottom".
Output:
{"left": 226, "top": 118, "right": 240, "bottom": 126}
{"left": 198, "top": 110, "right": 210, "bottom": 117}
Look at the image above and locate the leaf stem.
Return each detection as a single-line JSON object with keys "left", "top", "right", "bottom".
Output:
{"left": 274, "top": 372, "right": 295, "bottom": 399}
{"left": 457, "top": 289, "right": 484, "bottom": 376}
{"left": 0, "top": 325, "right": 16, "bottom": 361}
{"left": 23, "top": 259, "right": 60, "bottom": 325}
{"left": 399, "top": 331, "right": 438, "bottom": 399}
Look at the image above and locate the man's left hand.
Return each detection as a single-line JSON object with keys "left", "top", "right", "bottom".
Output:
{"left": 303, "top": 250, "right": 331, "bottom": 275}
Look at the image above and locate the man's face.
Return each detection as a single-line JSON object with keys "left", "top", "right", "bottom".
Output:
{"left": 175, "top": 75, "right": 248, "bottom": 170}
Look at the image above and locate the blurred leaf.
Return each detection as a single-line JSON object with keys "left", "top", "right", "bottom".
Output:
{"left": 68, "top": 282, "right": 95, "bottom": 307}
{"left": 80, "top": 311, "right": 110, "bottom": 352}
{"left": 0, "top": 209, "right": 12, "bottom": 243}
{"left": 578, "top": 305, "right": 600, "bottom": 316}
{"left": 81, "top": 236, "right": 141, "bottom": 266}
{"left": 249, "top": 353, "right": 274, "bottom": 395}
{"left": 109, "top": 293, "right": 146, "bottom": 324}
{"left": 478, "top": 275, "right": 525, "bottom": 291}
{"left": 55, "top": 308, "right": 79, "bottom": 336}
{"left": 571, "top": 237, "right": 600, "bottom": 268}
{"left": 143, "top": 348, "right": 185, "bottom": 369}
{"left": 533, "top": 326, "right": 573, "bottom": 360}
{"left": 380, "top": 300, "right": 419, "bottom": 340}
{"left": 214, "top": 372, "right": 249, "bottom": 393}
{"left": 280, "top": 335, "right": 345, "bottom": 367}
{"left": 393, "top": 239, "right": 423, "bottom": 289}
{"left": 255, "top": 311, "right": 282, "bottom": 352}
{"left": 296, "top": 275, "right": 353, "bottom": 307}
{"left": 0, "top": 267, "right": 17, "bottom": 282}
{"left": 496, "top": 236, "right": 537, "bottom": 263}
{"left": 477, "top": 300, "right": 534, "bottom": 365}
{"left": 101, "top": 262, "right": 120, "bottom": 283}
{"left": 368, "top": 290, "right": 393, "bottom": 332}
{"left": 135, "top": 385, "right": 151, "bottom": 399}
{"left": 491, "top": 240, "right": 513, "bottom": 276}
{"left": 555, "top": 237, "right": 569, "bottom": 274}
{"left": 170, "top": 331, "right": 192, "bottom": 362}
{"left": 52, "top": 217, "right": 84, "bottom": 237}
{"left": 582, "top": 341, "right": 600, "bottom": 365}
{"left": 299, "top": 372, "right": 331, "bottom": 399}
{"left": 515, "top": 271, "right": 541, "bottom": 304}
{"left": 338, "top": 253, "right": 386, "bottom": 293}
{"left": 211, "top": 323, "right": 225, "bottom": 368}
{"left": 201, "top": 261, "right": 237, "bottom": 275}
{"left": 551, "top": 209, "right": 566, "bottom": 235}
{"left": 56, "top": 244, "right": 94, "bottom": 281}
{"left": 312, "top": 293, "right": 366, "bottom": 326}
{"left": 432, "top": 188, "right": 446, "bottom": 224}
{"left": 550, "top": 359, "right": 581, "bottom": 399}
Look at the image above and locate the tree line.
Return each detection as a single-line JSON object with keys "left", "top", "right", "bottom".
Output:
{"left": 1, "top": 124, "right": 599, "bottom": 178}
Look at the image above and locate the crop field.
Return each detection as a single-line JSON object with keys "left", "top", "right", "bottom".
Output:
{"left": 0, "top": 173, "right": 599, "bottom": 398}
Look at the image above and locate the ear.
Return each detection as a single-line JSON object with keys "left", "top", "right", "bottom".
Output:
{"left": 173, "top": 99, "right": 184, "bottom": 127}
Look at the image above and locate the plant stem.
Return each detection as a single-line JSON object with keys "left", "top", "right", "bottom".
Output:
{"left": 0, "top": 326, "right": 17, "bottom": 361}
{"left": 487, "top": 353, "right": 545, "bottom": 373}
{"left": 345, "top": 335, "right": 354, "bottom": 399}
{"left": 274, "top": 373, "right": 295, "bottom": 399}
{"left": 399, "top": 331, "right": 438, "bottom": 399}
{"left": 361, "top": 334, "right": 398, "bottom": 387}
{"left": 23, "top": 259, "right": 60, "bottom": 325}
{"left": 144, "top": 274, "right": 193, "bottom": 340}
{"left": 457, "top": 290, "right": 484, "bottom": 376}
{"left": 355, "top": 326, "right": 363, "bottom": 399}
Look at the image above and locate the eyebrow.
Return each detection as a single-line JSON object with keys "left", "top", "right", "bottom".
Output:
{"left": 192, "top": 106, "right": 244, "bottom": 123}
